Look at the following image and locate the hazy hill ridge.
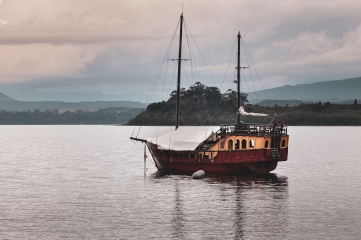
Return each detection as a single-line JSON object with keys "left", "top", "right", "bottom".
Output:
{"left": 0, "top": 96, "right": 146, "bottom": 111}
{"left": 247, "top": 76, "right": 361, "bottom": 103}
{"left": 0, "top": 92, "right": 16, "bottom": 102}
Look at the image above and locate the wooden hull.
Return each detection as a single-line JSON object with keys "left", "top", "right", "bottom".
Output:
{"left": 147, "top": 142, "right": 287, "bottom": 174}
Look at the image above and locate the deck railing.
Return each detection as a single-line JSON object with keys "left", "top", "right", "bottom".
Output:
{"left": 217, "top": 123, "right": 287, "bottom": 135}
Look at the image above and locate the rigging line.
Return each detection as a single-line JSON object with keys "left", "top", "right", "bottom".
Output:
{"left": 184, "top": 28, "right": 212, "bottom": 126}
{"left": 135, "top": 20, "right": 179, "bottom": 138}
{"left": 146, "top": 20, "right": 179, "bottom": 104}
{"left": 184, "top": 24, "right": 201, "bottom": 85}
{"left": 241, "top": 39, "right": 270, "bottom": 101}
{"left": 136, "top": 124, "right": 142, "bottom": 138}
{"left": 152, "top": 125, "right": 158, "bottom": 138}
{"left": 220, "top": 37, "right": 237, "bottom": 92}
{"left": 183, "top": 22, "right": 211, "bottom": 126}
{"left": 131, "top": 127, "right": 136, "bottom": 138}
{"left": 182, "top": 60, "right": 190, "bottom": 87}
{"left": 184, "top": 23, "right": 194, "bottom": 86}
{"left": 156, "top": 126, "right": 159, "bottom": 144}
{"left": 233, "top": 54, "right": 237, "bottom": 90}
{"left": 184, "top": 28, "right": 212, "bottom": 130}
{"left": 146, "top": 155, "right": 156, "bottom": 166}
{"left": 162, "top": 55, "right": 170, "bottom": 101}
{"left": 242, "top": 48, "right": 259, "bottom": 104}
{"left": 184, "top": 20, "right": 218, "bottom": 89}
{"left": 202, "top": 90, "right": 212, "bottom": 126}
{"left": 241, "top": 70, "right": 254, "bottom": 104}
{"left": 241, "top": 41, "right": 259, "bottom": 103}
{"left": 184, "top": 23, "right": 196, "bottom": 86}
{"left": 166, "top": 61, "right": 178, "bottom": 101}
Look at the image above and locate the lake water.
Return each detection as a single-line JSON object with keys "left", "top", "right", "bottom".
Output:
{"left": 1, "top": 126, "right": 361, "bottom": 239}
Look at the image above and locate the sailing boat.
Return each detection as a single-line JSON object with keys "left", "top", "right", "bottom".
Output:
{"left": 130, "top": 13, "right": 289, "bottom": 174}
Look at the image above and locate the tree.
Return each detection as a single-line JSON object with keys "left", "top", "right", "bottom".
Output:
{"left": 222, "top": 89, "right": 248, "bottom": 104}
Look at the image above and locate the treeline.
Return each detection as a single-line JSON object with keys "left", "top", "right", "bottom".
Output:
{"left": 0, "top": 107, "right": 144, "bottom": 125}
{"left": 0, "top": 100, "right": 146, "bottom": 112}
{"left": 129, "top": 82, "right": 249, "bottom": 126}
{"left": 128, "top": 82, "right": 361, "bottom": 126}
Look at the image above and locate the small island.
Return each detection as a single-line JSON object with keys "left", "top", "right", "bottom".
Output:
{"left": 128, "top": 82, "right": 361, "bottom": 126}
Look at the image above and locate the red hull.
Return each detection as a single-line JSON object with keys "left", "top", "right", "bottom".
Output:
{"left": 147, "top": 142, "right": 287, "bottom": 174}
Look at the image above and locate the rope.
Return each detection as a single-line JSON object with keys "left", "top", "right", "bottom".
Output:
{"left": 132, "top": 19, "right": 179, "bottom": 138}
{"left": 241, "top": 39, "right": 270, "bottom": 102}
{"left": 162, "top": 55, "right": 170, "bottom": 101}
{"left": 183, "top": 21, "right": 212, "bottom": 126}
{"left": 146, "top": 20, "right": 179, "bottom": 105}
{"left": 241, "top": 42, "right": 259, "bottom": 104}
{"left": 184, "top": 26, "right": 195, "bottom": 86}
{"left": 184, "top": 20, "right": 218, "bottom": 89}
{"left": 182, "top": 61, "right": 191, "bottom": 87}
{"left": 220, "top": 37, "right": 237, "bottom": 92}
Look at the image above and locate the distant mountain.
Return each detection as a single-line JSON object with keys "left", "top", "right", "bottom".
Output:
{"left": 247, "top": 76, "right": 361, "bottom": 104}
{"left": 0, "top": 92, "right": 16, "bottom": 102}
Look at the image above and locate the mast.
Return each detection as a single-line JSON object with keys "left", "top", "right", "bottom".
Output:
{"left": 237, "top": 32, "right": 241, "bottom": 124}
{"left": 175, "top": 13, "right": 183, "bottom": 130}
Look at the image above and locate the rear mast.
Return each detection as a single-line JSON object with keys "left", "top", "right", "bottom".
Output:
{"left": 175, "top": 13, "right": 184, "bottom": 130}
{"left": 237, "top": 32, "right": 241, "bottom": 125}
{"left": 236, "top": 32, "right": 249, "bottom": 125}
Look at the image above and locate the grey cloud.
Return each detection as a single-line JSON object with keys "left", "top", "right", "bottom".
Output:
{"left": 0, "top": 0, "right": 360, "bottom": 102}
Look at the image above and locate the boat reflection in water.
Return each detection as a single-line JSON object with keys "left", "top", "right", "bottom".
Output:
{"left": 151, "top": 172, "right": 289, "bottom": 239}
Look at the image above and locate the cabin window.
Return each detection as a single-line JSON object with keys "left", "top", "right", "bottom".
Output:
{"left": 249, "top": 139, "right": 254, "bottom": 148}
{"left": 235, "top": 139, "right": 240, "bottom": 150}
{"left": 228, "top": 140, "right": 233, "bottom": 150}
{"left": 220, "top": 141, "right": 225, "bottom": 149}
{"left": 190, "top": 153, "right": 195, "bottom": 158}
{"left": 281, "top": 139, "right": 286, "bottom": 147}
{"left": 204, "top": 154, "right": 209, "bottom": 159}
{"left": 264, "top": 140, "right": 269, "bottom": 148}
{"left": 242, "top": 139, "right": 247, "bottom": 149}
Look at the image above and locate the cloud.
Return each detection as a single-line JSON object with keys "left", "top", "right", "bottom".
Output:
{"left": 0, "top": 0, "right": 360, "bottom": 101}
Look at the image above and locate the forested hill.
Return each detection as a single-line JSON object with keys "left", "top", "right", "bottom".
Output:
{"left": 247, "top": 76, "right": 361, "bottom": 103}
{"left": 127, "top": 82, "right": 361, "bottom": 126}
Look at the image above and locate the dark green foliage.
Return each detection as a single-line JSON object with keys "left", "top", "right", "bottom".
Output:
{"left": 0, "top": 107, "right": 144, "bottom": 125}
{"left": 127, "top": 82, "right": 361, "bottom": 126}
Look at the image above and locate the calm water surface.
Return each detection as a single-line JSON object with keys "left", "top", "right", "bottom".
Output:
{"left": 1, "top": 126, "right": 361, "bottom": 239}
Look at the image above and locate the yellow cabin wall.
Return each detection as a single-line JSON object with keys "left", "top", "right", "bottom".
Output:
{"left": 204, "top": 135, "right": 288, "bottom": 159}
{"left": 204, "top": 135, "right": 287, "bottom": 158}
{"left": 210, "top": 136, "right": 271, "bottom": 151}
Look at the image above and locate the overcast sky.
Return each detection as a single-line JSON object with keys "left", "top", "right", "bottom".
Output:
{"left": 0, "top": 0, "right": 360, "bottom": 102}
